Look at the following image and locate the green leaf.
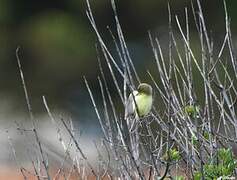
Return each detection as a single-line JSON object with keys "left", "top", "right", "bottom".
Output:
{"left": 175, "top": 176, "right": 185, "bottom": 180}
{"left": 163, "top": 148, "right": 181, "bottom": 162}
{"left": 184, "top": 105, "right": 199, "bottom": 119}
{"left": 194, "top": 172, "right": 201, "bottom": 180}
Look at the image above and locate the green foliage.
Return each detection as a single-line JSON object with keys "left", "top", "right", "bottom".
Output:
{"left": 185, "top": 105, "right": 199, "bottom": 119}
{"left": 163, "top": 148, "right": 181, "bottom": 162}
{"left": 194, "top": 148, "right": 237, "bottom": 179}
{"left": 203, "top": 131, "right": 210, "bottom": 140}
{"left": 193, "top": 172, "right": 202, "bottom": 180}
{"left": 174, "top": 176, "right": 185, "bottom": 180}
{"left": 191, "top": 134, "right": 198, "bottom": 145}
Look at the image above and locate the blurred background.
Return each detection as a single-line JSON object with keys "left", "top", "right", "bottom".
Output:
{"left": 0, "top": 0, "right": 237, "bottom": 178}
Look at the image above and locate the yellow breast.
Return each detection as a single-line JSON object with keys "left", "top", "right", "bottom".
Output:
{"left": 133, "top": 93, "right": 152, "bottom": 117}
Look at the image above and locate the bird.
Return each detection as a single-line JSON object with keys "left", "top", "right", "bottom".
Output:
{"left": 125, "top": 83, "right": 153, "bottom": 126}
{"left": 123, "top": 83, "right": 153, "bottom": 162}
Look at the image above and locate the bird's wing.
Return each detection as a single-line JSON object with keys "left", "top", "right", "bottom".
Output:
{"left": 123, "top": 91, "right": 139, "bottom": 146}
{"left": 125, "top": 90, "right": 138, "bottom": 118}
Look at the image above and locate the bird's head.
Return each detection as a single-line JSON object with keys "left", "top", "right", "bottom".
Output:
{"left": 137, "top": 83, "right": 152, "bottom": 95}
